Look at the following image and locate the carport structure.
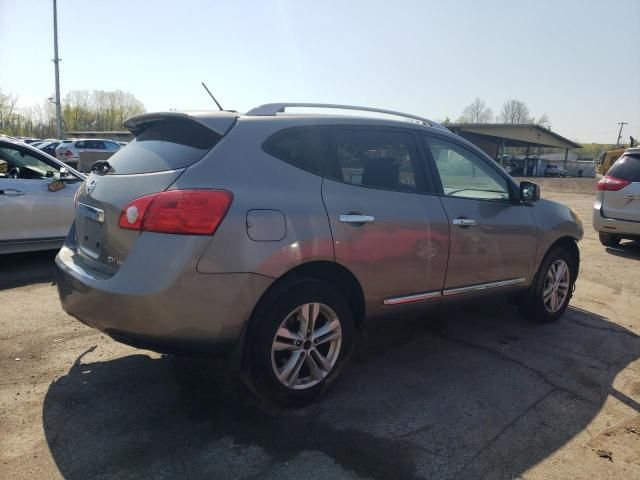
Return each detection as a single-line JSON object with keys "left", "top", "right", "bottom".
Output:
{"left": 446, "top": 123, "right": 581, "bottom": 176}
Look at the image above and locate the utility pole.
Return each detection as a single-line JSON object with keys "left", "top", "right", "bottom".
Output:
{"left": 615, "top": 122, "right": 628, "bottom": 148}
{"left": 52, "top": 0, "right": 63, "bottom": 138}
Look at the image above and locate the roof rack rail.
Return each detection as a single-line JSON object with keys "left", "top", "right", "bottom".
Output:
{"left": 246, "top": 103, "right": 437, "bottom": 127}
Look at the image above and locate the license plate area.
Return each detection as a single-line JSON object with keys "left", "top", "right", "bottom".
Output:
{"left": 77, "top": 203, "right": 105, "bottom": 259}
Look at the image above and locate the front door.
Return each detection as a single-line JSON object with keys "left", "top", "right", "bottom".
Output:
{"left": 422, "top": 135, "right": 538, "bottom": 294}
{"left": 322, "top": 127, "right": 450, "bottom": 315}
{"left": 0, "top": 144, "right": 79, "bottom": 243}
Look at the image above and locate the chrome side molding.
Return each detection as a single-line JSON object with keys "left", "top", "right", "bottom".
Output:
{"left": 442, "top": 278, "right": 526, "bottom": 296}
{"left": 383, "top": 278, "right": 526, "bottom": 305}
{"left": 383, "top": 291, "right": 441, "bottom": 305}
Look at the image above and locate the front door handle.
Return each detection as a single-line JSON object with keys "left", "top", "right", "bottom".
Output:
{"left": 339, "top": 214, "right": 375, "bottom": 224}
{"left": 0, "top": 189, "right": 25, "bottom": 196}
{"left": 452, "top": 217, "right": 477, "bottom": 227}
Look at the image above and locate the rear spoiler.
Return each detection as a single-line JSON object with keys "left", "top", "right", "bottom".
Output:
{"left": 124, "top": 111, "right": 238, "bottom": 137}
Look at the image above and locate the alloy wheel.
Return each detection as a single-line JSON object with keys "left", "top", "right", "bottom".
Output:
{"left": 270, "top": 302, "right": 342, "bottom": 390}
{"left": 543, "top": 259, "right": 570, "bottom": 313}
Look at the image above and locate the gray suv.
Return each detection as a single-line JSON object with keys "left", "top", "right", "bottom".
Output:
{"left": 55, "top": 103, "right": 583, "bottom": 405}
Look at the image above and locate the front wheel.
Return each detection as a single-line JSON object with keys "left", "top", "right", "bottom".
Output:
{"left": 244, "top": 279, "right": 354, "bottom": 407}
{"left": 518, "top": 246, "right": 576, "bottom": 323}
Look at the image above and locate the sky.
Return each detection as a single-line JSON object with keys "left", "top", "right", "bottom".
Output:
{"left": 1, "top": 0, "right": 639, "bottom": 143}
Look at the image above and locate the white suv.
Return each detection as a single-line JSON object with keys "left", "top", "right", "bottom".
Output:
{"left": 56, "top": 139, "right": 121, "bottom": 171}
{"left": 593, "top": 148, "right": 640, "bottom": 246}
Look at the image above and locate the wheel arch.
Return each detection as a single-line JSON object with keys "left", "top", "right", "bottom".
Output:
{"left": 235, "top": 261, "right": 365, "bottom": 371}
{"left": 542, "top": 236, "right": 580, "bottom": 279}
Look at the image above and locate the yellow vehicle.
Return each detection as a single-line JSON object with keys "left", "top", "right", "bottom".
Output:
{"left": 596, "top": 148, "right": 626, "bottom": 176}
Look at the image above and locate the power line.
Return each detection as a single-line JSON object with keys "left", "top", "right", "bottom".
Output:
{"left": 615, "top": 121, "right": 628, "bottom": 148}
{"left": 52, "top": 0, "right": 63, "bottom": 138}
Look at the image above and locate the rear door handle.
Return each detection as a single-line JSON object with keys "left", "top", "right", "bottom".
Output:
{"left": 0, "top": 189, "right": 25, "bottom": 196}
{"left": 452, "top": 218, "right": 477, "bottom": 227}
{"left": 339, "top": 214, "right": 375, "bottom": 224}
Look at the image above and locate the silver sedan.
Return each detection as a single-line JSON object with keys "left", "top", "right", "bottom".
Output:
{"left": 0, "top": 138, "right": 85, "bottom": 254}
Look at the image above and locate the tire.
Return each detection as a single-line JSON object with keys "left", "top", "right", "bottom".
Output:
{"left": 599, "top": 232, "right": 621, "bottom": 247}
{"left": 244, "top": 279, "right": 354, "bottom": 407}
{"left": 518, "top": 246, "right": 576, "bottom": 323}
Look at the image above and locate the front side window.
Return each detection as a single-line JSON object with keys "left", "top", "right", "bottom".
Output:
{"left": 424, "top": 137, "right": 509, "bottom": 201}
{"left": 0, "top": 146, "right": 63, "bottom": 180}
{"left": 329, "top": 128, "right": 422, "bottom": 193}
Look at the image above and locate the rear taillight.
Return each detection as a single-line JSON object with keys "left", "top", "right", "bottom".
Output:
{"left": 597, "top": 175, "right": 631, "bottom": 191}
{"left": 118, "top": 189, "right": 233, "bottom": 235}
{"left": 64, "top": 149, "right": 73, "bottom": 157}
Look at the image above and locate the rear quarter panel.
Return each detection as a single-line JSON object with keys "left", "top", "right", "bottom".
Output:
{"left": 175, "top": 118, "right": 334, "bottom": 277}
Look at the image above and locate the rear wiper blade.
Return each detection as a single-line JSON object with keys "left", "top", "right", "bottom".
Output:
{"left": 92, "top": 160, "right": 112, "bottom": 174}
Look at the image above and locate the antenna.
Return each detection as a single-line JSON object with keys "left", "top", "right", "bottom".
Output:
{"left": 201, "top": 82, "right": 223, "bottom": 111}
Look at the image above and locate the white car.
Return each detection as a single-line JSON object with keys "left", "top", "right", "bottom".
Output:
{"left": 593, "top": 148, "right": 640, "bottom": 246}
{"left": 55, "top": 139, "right": 121, "bottom": 171}
{"left": 0, "top": 138, "right": 85, "bottom": 254}
{"left": 544, "top": 164, "right": 567, "bottom": 177}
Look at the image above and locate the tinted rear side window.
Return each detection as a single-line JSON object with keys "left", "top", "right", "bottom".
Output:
{"left": 106, "top": 120, "right": 222, "bottom": 175}
{"left": 327, "top": 128, "right": 424, "bottom": 193}
{"left": 608, "top": 154, "right": 640, "bottom": 182}
{"left": 262, "top": 126, "right": 330, "bottom": 175}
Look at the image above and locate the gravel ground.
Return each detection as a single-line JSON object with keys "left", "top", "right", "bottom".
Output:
{"left": 1, "top": 177, "right": 639, "bottom": 480}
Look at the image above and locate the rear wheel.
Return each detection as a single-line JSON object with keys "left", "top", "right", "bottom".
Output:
{"left": 244, "top": 279, "right": 354, "bottom": 406}
{"left": 599, "top": 232, "right": 621, "bottom": 247}
{"left": 518, "top": 246, "right": 576, "bottom": 323}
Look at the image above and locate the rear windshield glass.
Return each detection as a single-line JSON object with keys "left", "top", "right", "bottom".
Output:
{"left": 608, "top": 154, "right": 640, "bottom": 182}
{"left": 106, "top": 119, "right": 222, "bottom": 175}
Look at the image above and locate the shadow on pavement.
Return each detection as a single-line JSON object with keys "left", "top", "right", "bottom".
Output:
{"left": 43, "top": 302, "right": 640, "bottom": 479}
{"left": 605, "top": 240, "right": 640, "bottom": 261}
{"left": 0, "top": 250, "right": 58, "bottom": 290}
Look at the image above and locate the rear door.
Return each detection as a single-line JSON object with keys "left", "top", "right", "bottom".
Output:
{"left": 421, "top": 134, "right": 538, "bottom": 293}
{"left": 602, "top": 153, "right": 640, "bottom": 221}
{"left": 322, "top": 127, "right": 450, "bottom": 314}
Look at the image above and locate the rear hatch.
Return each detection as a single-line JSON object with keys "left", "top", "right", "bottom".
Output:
{"left": 602, "top": 152, "right": 640, "bottom": 222}
{"left": 73, "top": 112, "right": 237, "bottom": 275}
{"left": 56, "top": 140, "right": 74, "bottom": 159}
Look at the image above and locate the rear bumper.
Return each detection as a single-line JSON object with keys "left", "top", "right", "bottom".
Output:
{"left": 55, "top": 244, "right": 273, "bottom": 355}
{"left": 592, "top": 206, "right": 640, "bottom": 237}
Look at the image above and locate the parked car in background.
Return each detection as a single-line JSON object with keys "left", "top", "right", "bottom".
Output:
{"left": 593, "top": 147, "right": 640, "bottom": 246}
{"left": 55, "top": 139, "right": 121, "bottom": 171}
{"left": 19, "top": 137, "right": 41, "bottom": 144}
{"left": 55, "top": 104, "right": 583, "bottom": 406}
{"left": 38, "top": 141, "right": 61, "bottom": 157}
{"left": 544, "top": 164, "right": 567, "bottom": 177}
{"left": 0, "top": 137, "right": 84, "bottom": 254}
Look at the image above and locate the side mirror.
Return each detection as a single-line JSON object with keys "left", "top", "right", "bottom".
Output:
{"left": 59, "top": 167, "right": 68, "bottom": 176}
{"left": 520, "top": 181, "right": 540, "bottom": 203}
